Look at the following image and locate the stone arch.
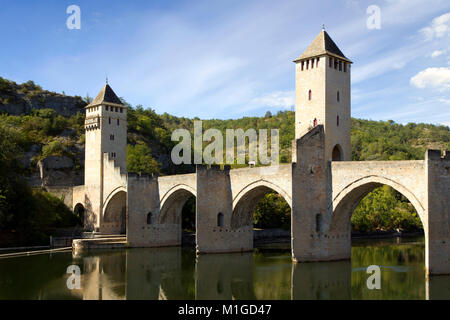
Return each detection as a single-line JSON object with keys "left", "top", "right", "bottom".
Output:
{"left": 233, "top": 180, "right": 292, "bottom": 211}
{"left": 160, "top": 185, "right": 196, "bottom": 226}
{"left": 103, "top": 187, "right": 127, "bottom": 234}
{"left": 332, "top": 144, "right": 343, "bottom": 161}
{"left": 328, "top": 175, "right": 426, "bottom": 260}
{"left": 160, "top": 184, "right": 196, "bottom": 213}
{"left": 231, "top": 180, "right": 291, "bottom": 230}
{"left": 73, "top": 203, "right": 85, "bottom": 227}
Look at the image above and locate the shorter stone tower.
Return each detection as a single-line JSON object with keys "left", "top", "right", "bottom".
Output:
{"left": 83, "top": 83, "right": 127, "bottom": 231}
{"left": 293, "top": 29, "right": 352, "bottom": 161}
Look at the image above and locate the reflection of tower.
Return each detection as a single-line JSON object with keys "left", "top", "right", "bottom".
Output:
{"left": 84, "top": 83, "right": 127, "bottom": 231}
{"left": 81, "top": 252, "right": 127, "bottom": 300}
{"left": 294, "top": 29, "right": 352, "bottom": 162}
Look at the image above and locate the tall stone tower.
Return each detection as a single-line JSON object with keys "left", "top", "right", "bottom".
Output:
{"left": 294, "top": 29, "right": 352, "bottom": 161}
{"left": 84, "top": 83, "right": 127, "bottom": 231}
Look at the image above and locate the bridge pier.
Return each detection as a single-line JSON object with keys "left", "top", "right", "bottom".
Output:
{"left": 291, "top": 125, "right": 332, "bottom": 261}
{"left": 195, "top": 165, "right": 252, "bottom": 253}
{"left": 425, "top": 150, "right": 450, "bottom": 275}
{"left": 127, "top": 173, "right": 181, "bottom": 247}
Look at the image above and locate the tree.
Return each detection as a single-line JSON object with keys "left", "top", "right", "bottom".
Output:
{"left": 84, "top": 94, "right": 92, "bottom": 104}
{"left": 254, "top": 193, "right": 290, "bottom": 230}
{"left": 127, "top": 144, "right": 161, "bottom": 175}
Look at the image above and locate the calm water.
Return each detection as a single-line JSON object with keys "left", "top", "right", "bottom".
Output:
{"left": 0, "top": 236, "right": 448, "bottom": 300}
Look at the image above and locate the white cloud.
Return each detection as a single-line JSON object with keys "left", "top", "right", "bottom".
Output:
{"left": 420, "top": 12, "right": 450, "bottom": 41}
{"left": 410, "top": 67, "right": 450, "bottom": 90}
{"left": 352, "top": 44, "right": 423, "bottom": 84}
{"left": 250, "top": 91, "right": 295, "bottom": 110}
{"left": 431, "top": 50, "right": 446, "bottom": 58}
{"left": 437, "top": 98, "right": 450, "bottom": 104}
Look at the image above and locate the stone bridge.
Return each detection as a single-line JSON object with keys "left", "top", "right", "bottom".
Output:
{"left": 65, "top": 30, "right": 449, "bottom": 277}
{"left": 122, "top": 126, "right": 449, "bottom": 275}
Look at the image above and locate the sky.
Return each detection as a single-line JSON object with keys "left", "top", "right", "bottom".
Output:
{"left": 0, "top": 0, "right": 450, "bottom": 125}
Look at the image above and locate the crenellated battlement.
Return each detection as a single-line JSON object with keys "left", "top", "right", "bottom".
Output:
{"left": 128, "top": 172, "right": 159, "bottom": 180}
{"left": 196, "top": 164, "right": 231, "bottom": 173}
{"left": 103, "top": 152, "right": 127, "bottom": 179}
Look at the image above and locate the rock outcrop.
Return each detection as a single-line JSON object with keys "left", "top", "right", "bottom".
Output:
{"left": 0, "top": 78, "right": 85, "bottom": 116}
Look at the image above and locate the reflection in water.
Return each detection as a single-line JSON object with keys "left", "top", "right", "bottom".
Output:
{"left": 196, "top": 252, "right": 255, "bottom": 300}
{"left": 0, "top": 237, "right": 448, "bottom": 300}
{"left": 292, "top": 260, "right": 351, "bottom": 300}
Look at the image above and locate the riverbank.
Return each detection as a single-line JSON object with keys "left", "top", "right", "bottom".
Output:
{"left": 181, "top": 229, "right": 424, "bottom": 248}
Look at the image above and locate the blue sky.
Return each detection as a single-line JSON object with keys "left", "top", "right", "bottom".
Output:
{"left": 1, "top": 0, "right": 450, "bottom": 125}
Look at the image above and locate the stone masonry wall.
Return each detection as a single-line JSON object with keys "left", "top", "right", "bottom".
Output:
{"left": 196, "top": 165, "right": 252, "bottom": 253}
{"left": 425, "top": 150, "right": 450, "bottom": 275}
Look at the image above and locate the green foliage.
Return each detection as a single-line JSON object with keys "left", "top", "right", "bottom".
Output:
{"left": 127, "top": 144, "right": 161, "bottom": 175}
{"left": 42, "top": 140, "right": 63, "bottom": 157}
{"left": 0, "top": 125, "right": 79, "bottom": 246}
{"left": 254, "top": 193, "right": 291, "bottom": 230}
{"left": 351, "top": 186, "right": 422, "bottom": 232}
{"left": 31, "top": 188, "right": 81, "bottom": 230}
{"left": 351, "top": 119, "right": 450, "bottom": 161}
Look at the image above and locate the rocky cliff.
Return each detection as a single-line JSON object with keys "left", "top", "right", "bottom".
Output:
{"left": 0, "top": 77, "right": 85, "bottom": 117}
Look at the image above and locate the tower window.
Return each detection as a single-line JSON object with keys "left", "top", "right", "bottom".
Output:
{"left": 105, "top": 106, "right": 108, "bottom": 111}
{"left": 301, "top": 61, "right": 304, "bottom": 71}
{"left": 334, "top": 59, "right": 338, "bottom": 69}
{"left": 344, "top": 63, "right": 347, "bottom": 72}
{"left": 147, "top": 212, "right": 153, "bottom": 225}
{"left": 217, "top": 212, "right": 224, "bottom": 227}
{"left": 316, "top": 57, "right": 320, "bottom": 67}
{"left": 337, "top": 115, "right": 340, "bottom": 127}
{"left": 308, "top": 90, "right": 312, "bottom": 101}
{"left": 339, "top": 61, "right": 342, "bottom": 71}
{"left": 117, "top": 119, "right": 120, "bottom": 125}
{"left": 109, "top": 117, "right": 111, "bottom": 124}
{"left": 120, "top": 108, "right": 123, "bottom": 113}
{"left": 111, "top": 152, "right": 116, "bottom": 158}
{"left": 315, "top": 214, "right": 322, "bottom": 233}
{"left": 337, "top": 91, "right": 340, "bottom": 102}
{"left": 311, "top": 59, "right": 314, "bottom": 69}
{"left": 329, "top": 57, "right": 332, "bottom": 68}
{"left": 110, "top": 134, "right": 114, "bottom": 141}
{"left": 306, "top": 60, "right": 309, "bottom": 70}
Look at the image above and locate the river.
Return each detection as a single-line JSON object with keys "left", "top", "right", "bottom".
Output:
{"left": 0, "top": 236, "right": 448, "bottom": 299}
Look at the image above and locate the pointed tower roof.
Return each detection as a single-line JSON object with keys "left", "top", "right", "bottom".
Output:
{"left": 294, "top": 30, "right": 352, "bottom": 63}
{"left": 86, "top": 84, "right": 124, "bottom": 108}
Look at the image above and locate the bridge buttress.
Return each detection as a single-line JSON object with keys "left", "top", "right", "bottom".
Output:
{"left": 425, "top": 150, "right": 450, "bottom": 275}
{"left": 291, "top": 125, "right": 332, "bottom": 261}
{"left": 196, "top": 165, "right": 251, "bottom": 253}
{"left": 127, "top": 173, "right": 179, "bottom": 247}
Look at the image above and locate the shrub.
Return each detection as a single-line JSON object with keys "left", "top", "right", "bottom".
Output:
{"left": 42, "top": 141, "right": 63, "bottom": 157}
